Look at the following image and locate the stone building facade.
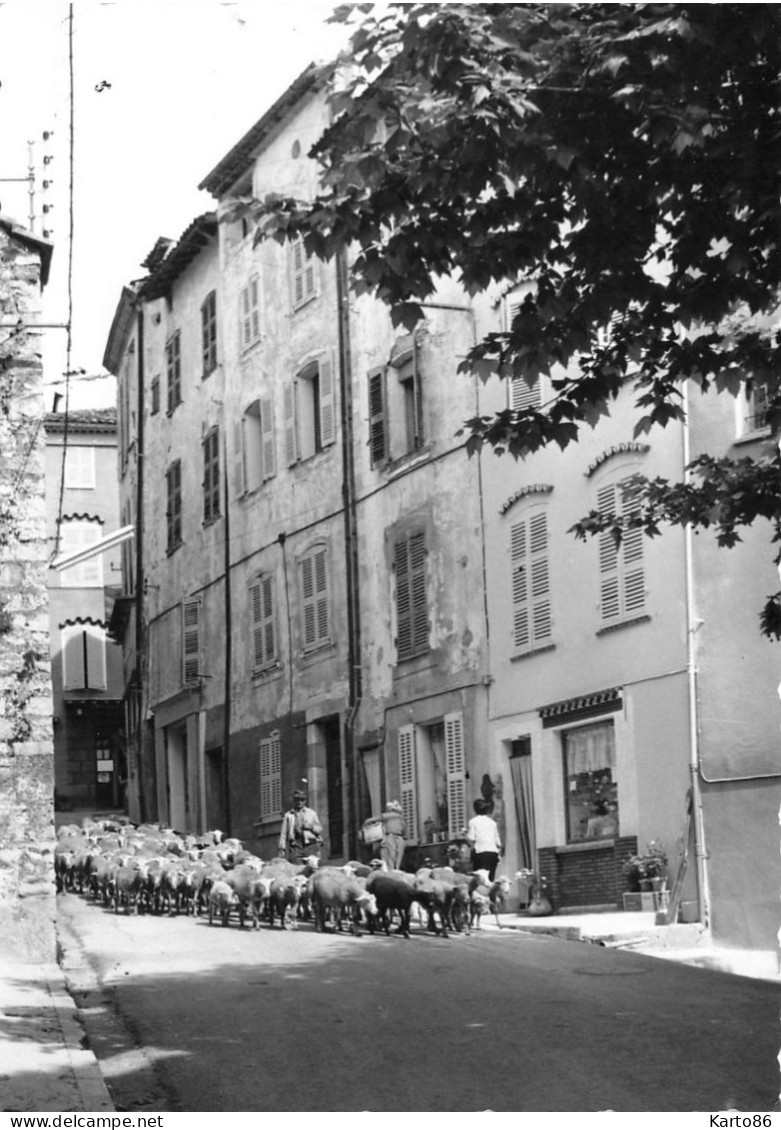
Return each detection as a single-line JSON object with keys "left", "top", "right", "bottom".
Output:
{"left": 0, "top": 216, "right": 56, "bottom": 962}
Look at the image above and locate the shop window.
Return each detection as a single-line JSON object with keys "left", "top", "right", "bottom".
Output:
{"left": 563, "top": 719, "right": 618, "bottom": 843}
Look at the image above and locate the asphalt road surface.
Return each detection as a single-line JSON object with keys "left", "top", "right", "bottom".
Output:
{"left": 57, "top": 892, "right": 780, "bottom": 1114}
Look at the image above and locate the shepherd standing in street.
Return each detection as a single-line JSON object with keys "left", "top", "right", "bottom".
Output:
{"left": 278, "top": 790, "right": 323, "bottom": 863}
{"left": 380, "top": 799, "right": 407, "bottom": 870}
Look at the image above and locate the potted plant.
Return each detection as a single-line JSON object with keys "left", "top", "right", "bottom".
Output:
{"left": 623, "top": 841, "right": 668, "bottom": 892}
{"left": 515, "top": 868, "right": 552, "bottom": 917}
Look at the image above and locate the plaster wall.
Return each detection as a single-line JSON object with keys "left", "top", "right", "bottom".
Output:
{"left": 0, "top": 226, "right": 55, "bottom": 962}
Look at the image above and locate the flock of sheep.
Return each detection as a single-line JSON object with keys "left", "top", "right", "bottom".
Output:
{"left": 54, "top": 818, "right": 513, "bottom": 939}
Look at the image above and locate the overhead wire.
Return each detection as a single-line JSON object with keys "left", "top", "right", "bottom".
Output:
{"left": 52, "top": 3, "right": 76, "bottom": 561}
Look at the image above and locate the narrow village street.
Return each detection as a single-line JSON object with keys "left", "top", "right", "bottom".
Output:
{"left": 57, "top": 891, "right": 780, "bottom": 1114}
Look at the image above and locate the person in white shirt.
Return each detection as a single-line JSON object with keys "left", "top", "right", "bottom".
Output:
{"left": 467, "top": 798, "right": 503, "bottom": 880}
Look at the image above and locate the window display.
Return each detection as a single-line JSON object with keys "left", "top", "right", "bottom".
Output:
{"left": 563, "top": 719, "right": 618, "bottom": 842}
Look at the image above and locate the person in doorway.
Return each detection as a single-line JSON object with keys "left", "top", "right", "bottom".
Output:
{"left": 278, "top": 790, "right": 323, "bottom": 864}
{"left": 380, "top": 799, "right": 407, "bottom": 870}
{"left": 467, "top": 798, "right": 503, "bottom": 881}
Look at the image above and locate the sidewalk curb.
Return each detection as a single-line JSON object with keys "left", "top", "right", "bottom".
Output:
{"left": 45, "top": 967, "right": 115, "bottom": 1113}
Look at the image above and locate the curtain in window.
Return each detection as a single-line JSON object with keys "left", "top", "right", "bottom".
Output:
{"left": 564, "top": 720, "right": 615, "bottom": 774}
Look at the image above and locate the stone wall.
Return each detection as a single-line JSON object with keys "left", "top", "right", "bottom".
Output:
{"left": 0, "top": 223, "right": 56, "bottom": 963}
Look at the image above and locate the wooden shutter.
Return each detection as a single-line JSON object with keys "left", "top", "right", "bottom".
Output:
{"left": 284, "top": 381, "right": 298, "bottom": 465}
{"left": 182, "top": 599, "right": 201, "bottom": 685}
{"left": 240, "top": 284, "right": 252, "bottom": 349}
{"left": 85, "top": 627, "right": 107, "bottom": 690}
{"left": 368, "top": 369, "right": 387, "bottom": 467}
{"left": 62, "top": 626, "right": 85, "bottom": 690}
{"left": 301, "top": 547, "right": 328, "bottom": 649}
{"left": 412, "top": 335, "right": 424, "bottom": 448}
{"left": 203, "top": 428, "right": 220, "bottom": 523}
{"left": 250, "top": 276, "right": 260, "bottom": 341}
{"left": 398, "top": 724, "right": 418, "bottom": 843}
{"left": 233, "top": 418, "right": 245, "bottom": 497}
{"left": 292, "top": 240, "right": 305, "bottom": 308}
{"left": 444, "top": 712, "right": 466, "bottom": 837}
{"left": 251, "top": 574, "right": 275, "bottom": 670}
{"left": 511, "top": 521, "right": 529, "bottom": 650}
{"left": 598, "top": 483, "right": 620, "bottom": 621}
{"left": 260, "top": 394, "right": 276, "bottom": 480}
{"left": 318, "top": 353, "right": 336, "bottom": 447}
{"left": 260, "top": 731, "right": 282, "bottom": 818}
{"left": 395, "top": 531, "right": 428, "bottom": 661}
{"left": 621, "top": 482, "right": 645, "bottom": 615}
{"left": 529, "top": 512, "right": 552, "bottom": 643}
{"left": 510, "top": 373, "right": 541, "bottom": 411}
{"left": 314, "top": 547, "right": 329, "bottom": 642}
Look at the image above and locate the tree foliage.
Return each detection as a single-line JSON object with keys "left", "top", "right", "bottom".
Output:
{"left": 241, "top": 3, "right": 781, "bottom": 635}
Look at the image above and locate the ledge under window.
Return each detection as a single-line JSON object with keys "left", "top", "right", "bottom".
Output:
{"left": 596, "top": 614, "right": 651, "bottom": 636}
{"left": 383, "top": 446, "right": 432, "bottom": 480}
{"left": 511, "top": 643, "right": 556, "bottom": 663}
{"left": 556, "top": 839, "right": 616, "bottom": 855}
{"left": 252, "top": 663, "right": 282, "bottom": 685}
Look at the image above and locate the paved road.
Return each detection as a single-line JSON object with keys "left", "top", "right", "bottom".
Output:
{"left": 57, "top": 892, "right": 780, "bottom": 1113}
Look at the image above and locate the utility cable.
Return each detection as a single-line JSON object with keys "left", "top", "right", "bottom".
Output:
{"left": 52, "top": 4, "right": 76, "bottom": 561}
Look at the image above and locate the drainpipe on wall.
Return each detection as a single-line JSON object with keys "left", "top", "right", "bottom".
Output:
{"left": 222, "top": 428, "right": 233, "bottom": 837}
{"left": 133, "top": 303, "right": 147, "bottom": 823}
{"left": 336, "top": 246, "right": 362, "bottom": 859}
{"left": 682, "top": 383, "right": 711, "bottom": 930}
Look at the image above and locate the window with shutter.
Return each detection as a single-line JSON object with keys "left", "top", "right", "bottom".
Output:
{"left": 290, "top": 237, "right": 318, "bottom": 310}
{"left": 300, "top": 545, "right": 330, "bottom": 651}
{"left": 444, "top": 712, "right": 466, "bottom": 837}
{"left": 386, "top": 333, "right": 424, "bottom": 459}
{"left": 165, "top": 460, "right": 183, "bottom": 553}
{"left": 61, "top": 625, "right": 85, "bottom": 690}
{"left": 511, "top": 510, "right": 552, "bottom": 653}
{"left": 394, "top": 531, "right": 429, "bottom": 661}
{"left": 250, "top": 573, "right": 276, "bottom": 672}
{"left": 398, "top": 724, "right": 418, "bottom": 843}
{"left": 64, "top": 446, "right": 95, "bottom": 489}
{"left": 201, "top": 290, "right": 217, "bottom": 377}
{"left": 166, "top": 331, "right": 181, "bottom": 413}
{"left": 368, "top": 369, "right": 387, "bottom": 466}
{"left": 240, "top": 275, "right": 261, "bottom": 350}
{"left": 182, "top": 598, "right": 201, "bottom": 685}
{"left": 597, "top": 479, "right": 645, "bottom": 624}
{"left": 259, "top": 731, "right": 282, "bottom": 819}
{"left": 59, "top": 519, "right": 103, "bottom": 587}
{"left": 202, "top": 427, "right": 221, "bottom": 524}
{"left": 150, "top": 376, "right": 160, "bottom": 416}
{"left": 288, "top": 355, "right": 336, "bottom": 463}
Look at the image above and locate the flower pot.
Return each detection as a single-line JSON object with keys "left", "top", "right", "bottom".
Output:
{"left": 639, "top": 879, "right": 653, "bottom": 892}
{"left": 526, "top": 894, "right": 553, "bottom": 917}
{"left": 650, "top": 876, "right": 666, "bottom": 892}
